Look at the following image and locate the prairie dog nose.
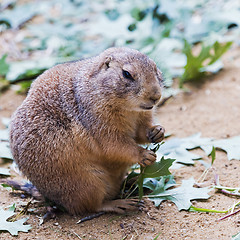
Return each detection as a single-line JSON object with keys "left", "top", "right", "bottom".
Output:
{"left": 150, "top": 96, "right": 160, "bottom": 104}
{"left": 149, "top": 88, "right": 161, "bottom": 104}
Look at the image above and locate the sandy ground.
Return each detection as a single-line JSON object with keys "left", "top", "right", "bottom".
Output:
{"left": 1, "top": 46, "right": 240, "bottom": 240}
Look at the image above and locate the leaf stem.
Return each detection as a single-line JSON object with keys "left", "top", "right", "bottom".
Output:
{"left": 218, "top": 208, "right": 240, "bottom": 221}
{"left": 190, "top": 201, "right": 240, "bottom": 220}
{"left": 189, "top": 205, "right": 227, "bottom": 213}
{"left": 221, "top": 189, "right": 240, "bottom": 197}
{"left": 214, "top": 185, "right": 240, "bottom": 192}
{"left": 138, "top": 166, "right": 145, "bottom": 200}
{"left": 125, "top": 185, "right": 138, "bottom": 199}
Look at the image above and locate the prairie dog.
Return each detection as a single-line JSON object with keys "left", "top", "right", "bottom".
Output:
{"left": 10, "top": 47, "right": 165, "bottom": 215}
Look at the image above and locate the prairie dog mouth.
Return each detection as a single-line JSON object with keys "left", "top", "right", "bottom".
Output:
{"left": 140, "top": 105, "right": 154, "bottom": 110}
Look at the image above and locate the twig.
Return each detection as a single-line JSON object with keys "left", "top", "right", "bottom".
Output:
{"left": 218, "top": 208, "right": 240, "bottom": 221}
{"left": 10, "top": 198, "right": 33, "bottom": 222}
{"left": 221, "top": 189, "right": 240, "bottom": 197}
{"left": 120, "top": 177, "right": 128, "bottom": 199}
{"left": 197, "top": 168, "right": 210, "bottom": 183}
{"left": 125, "top": 185, "right": 138, "bottom": 199}
{"left": 121, "top": 177, "right": 139, "bottom": 199}
{"left": 196, "top": 149, "right": 216, "bottom": 184}
{"left": 214, "top": 174, "right": 219, "bottom": 185}
{"left": 194, "top": 180, "right": 212, "bottom": 188}
{"left": 72, "top": 230, "right": 82, "bottom": 239}
{"left": 214, "top": 175, "right": 240, "bottom": 196}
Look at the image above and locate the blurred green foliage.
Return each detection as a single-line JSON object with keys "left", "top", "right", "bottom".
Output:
{"left": 180, "top": 40, "right": 233, "bottom": 87}
{"left": 0, "top": 54, "right": 9, "bottom": 77}
{"left": 0, "top": 54, "right": 10, "bottom": 91}
{"left": 0, "top": 0, "right": 239, "bottom": 92}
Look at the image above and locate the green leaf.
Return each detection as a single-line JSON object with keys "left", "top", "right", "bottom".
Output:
{"left": 137, "top": 157, "right": 174, "bottom": 200}
{"left": 180, "top": 40, "right": 232, "bottom": 88}
{"left": 88, "top": 13, "right": 133, "bottom": 40}
{"left": 143, "top": 175, "right": 176, "bottom": 192}
{"left": 180, "top": 133, "right": 240, "bottom": 161}
{"left": 189, "top": 205, "right": 227, "bottom": 213}
{"left": 207, "top": 136, "right": 240, "bottom": 161}
{"left": 148, "top": 133, "right": 240, "bottom": 168}
{"left": 17, "top": 80, "right": 33, "bottom": 94}
{"left": 142, "top": 157, "right": 175, "bottom": 178}
{"left": 148, "top": 38, "right": 186, "bottom": 77}
{"left": 155, "top": 137, "right": 202, "bottom": 168}
{"left": 153, "top": 233, "right": 161, "bottom": 240}
{"left": 147, "top": 178, "right": 211, "bottom": 210}
{"left": 0, "top": 129, "right": 9, "bottom": 141}
{"left": 209, "top": 41, "right": 233, "bottom": 65}
{"left": 8, "top": 204, "right": 16, "bottom": 212}
{"left": 183, "top": 9, "right": 240, "bottom": 43}
{"left": 0, "top": 3, "right": 45, "bottom": 29}
{"left": 0, "top": 168, "right": 10, "bottom": 176}
{"left": 0, "top": 208, "right": 31, "bottom": 236}
{"left": 0, "top": 79, "right": 10, "bottom": 92}
{"left": 131, "top": 7, "right": 147, "bottom": 21}
{"left": 210, "top": 146, "right": 216, "bottom": 165}
{"left": 1, "top": 118, "right": 10, "bottom": 128}
{"left": 0, "top": 142, "right": 13, "bottom": 160}
{"left": 6, "top": 57, "right": 59, "bottom": 82}
{"left": 179, "top": 132, "right": 213, "bottom": 150}
{"left": 232, "top": 232, "right": 240, "bottom": 240}
{"left": 180, "top": 40, "right": 207, "bottom": 85}
{"left": 0, "top": 54, "right": 10, "bottom": 77}
{"left": 1, "top": 184, "right": 14, "bottom": 191}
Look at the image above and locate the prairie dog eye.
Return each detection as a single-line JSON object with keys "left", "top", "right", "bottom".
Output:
{"left": 122, "top": 70, "right": 134, "bottom": 81}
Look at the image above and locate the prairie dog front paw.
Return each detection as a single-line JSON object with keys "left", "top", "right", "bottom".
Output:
{"left": 147, "top": 125, "right": 165, "bottom": 143}
{"left": 139, "top": 149, "right": 156, "bottom": 167}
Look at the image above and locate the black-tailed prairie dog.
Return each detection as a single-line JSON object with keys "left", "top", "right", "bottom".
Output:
{"left": 10, "top": 47, "right": 165, "bottom": 215}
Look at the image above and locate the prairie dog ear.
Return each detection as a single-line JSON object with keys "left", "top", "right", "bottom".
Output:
{"left": 104, "top": 56, "right": 112, "bottom": 69}
{"left": 96, "top": 56, "right": 113, "bottom": 72}
{"left": 90, "top": 55, "right": 113, "bottom": 78}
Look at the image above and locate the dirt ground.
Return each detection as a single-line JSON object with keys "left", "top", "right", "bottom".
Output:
{"left": 1, "top": 46, "right": 240, "bottom": 240}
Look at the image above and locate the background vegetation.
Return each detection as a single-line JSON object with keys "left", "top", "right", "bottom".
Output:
{"left": 0, "top": 0, "right": 239, "bottom": 95}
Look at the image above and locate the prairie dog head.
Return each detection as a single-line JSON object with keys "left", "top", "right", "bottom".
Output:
{"left": 93, "top": 47, "right": 163, "bottom": 111}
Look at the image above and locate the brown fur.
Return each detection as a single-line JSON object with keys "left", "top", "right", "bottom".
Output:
{"left": 9, "top": 47, "right": 165, "bottom": 215}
